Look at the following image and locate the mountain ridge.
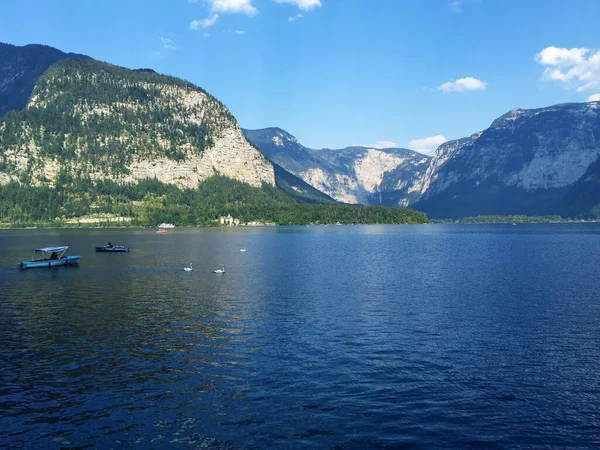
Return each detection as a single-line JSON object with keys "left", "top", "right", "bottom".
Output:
{"left": 0, "top": 42, "right": 92, "bottom": 118}
{"left": 0, "top": 42, "right": 428, "bottom": 228}
{"left": 415, "top": 101, "right": 600, "bottom": 218}
{"left": 0, "top": 57, "right": 275, "bottom": 189}
{"left": 4, "top": 41, "right": 600, "bottom": 221}
{"left": 247, "top": 100, "right": 600, "bottom": 219}
{"left": 243, "top": 127, "right": 430, "bottom": 207}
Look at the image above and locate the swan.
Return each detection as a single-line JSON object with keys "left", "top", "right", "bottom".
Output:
{"left": 239, "top": 247, "right": 247, "bottom": 252}
{"left": 212, "top": 265, "right": 225, "bottom": 274}
{"left": 184, "top": 263, "right": 193, "bottom": 272}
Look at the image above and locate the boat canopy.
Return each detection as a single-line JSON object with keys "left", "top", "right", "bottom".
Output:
{"left": 35, "top": 246, "right": 68, "bottom": 253}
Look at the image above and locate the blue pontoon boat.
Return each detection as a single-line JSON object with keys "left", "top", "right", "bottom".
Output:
{"left": 95, "top": 244, "right": 130, "bottom": 252}
{"left": 19, "top": 246, "right": 80, "bottom": 269}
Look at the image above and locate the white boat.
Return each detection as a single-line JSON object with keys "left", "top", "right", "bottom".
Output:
{"left": 158, "top": 223, "right": 176, "bottom": 228}
{"left": 19, "top": 246, "right": 80, "bottom": 269}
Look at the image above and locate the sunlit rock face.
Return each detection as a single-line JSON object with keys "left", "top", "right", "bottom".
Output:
{"left": 0, "top": 57, "right": 275, "bottom": 188}
{"left": 243, "top": 128, "right": 430, "bottom": 206}
{"left": 414, "top": 102, "right": 600, "bottom": 218}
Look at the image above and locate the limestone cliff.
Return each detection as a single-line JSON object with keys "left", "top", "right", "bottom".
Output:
{"left": 243, "top": 128, "right": 430, "bottom": 206}
{"left": 414, "top": 101, "right": 600, "bottom": 218}
{"left": 0, "top": 58, "right": 274, "bottom": 188}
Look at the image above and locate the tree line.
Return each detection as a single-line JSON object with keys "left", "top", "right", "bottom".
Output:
{"left": 0, "top": 175, "right": 428, "bottom": 227}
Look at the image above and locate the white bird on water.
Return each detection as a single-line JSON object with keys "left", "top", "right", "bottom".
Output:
{"left": 213, "top": 265, "right": 225, "bottom": 274}
{"left": 184, "top": 263, "right": 193, "bottom": 272}
{"left": 239, "top": 247, "right": 247, "bottom": 252}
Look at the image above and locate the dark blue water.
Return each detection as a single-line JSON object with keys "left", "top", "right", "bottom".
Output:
{"left": 2, "top": 224, "right": 600, "bottom": 449}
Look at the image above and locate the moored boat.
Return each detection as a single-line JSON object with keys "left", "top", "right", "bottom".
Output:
{"left": 156, "top": 229, "right": 168, "bottom": 235}
{"left": 19, "top": 246, "right": 80, "bottom": 269}
{"left": 95, "top": 243, "right": 130, "bottom": 252}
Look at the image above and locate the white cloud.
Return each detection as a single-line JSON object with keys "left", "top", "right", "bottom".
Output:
{"left": 159, "top": 37, "right": 176, "bottom": 49}
{"left": 588, "top": 93, "right": 600, "bottom": 102}
{"left": 206, "top": 0, "right": 258, "bottom": 16}
{"left": 273, "top": 0, "right": 321, "bottom": 10}
{"left": 536, "top": 46, "right": 600, "bottom": 92}
{"left": 288, "top": 13, "right": 304, "bottom": 22}
{"left": 190, "top": 14, "right": 220, "bottom": 29}
{"left": 535, "top": 46, "right": 588, "bottom": 66}
{"left": 408, "top": 135, "right": 447, "bottom": 156}
{"left": 235, "top": 30, "right": 246, "bottom": 35}
{"left": 437, "top": 77, "right": 487, "bottom": 93}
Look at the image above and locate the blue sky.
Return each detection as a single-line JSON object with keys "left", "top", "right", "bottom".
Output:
{"left": 1, "top": 0, "right": 600, "bottom": 154}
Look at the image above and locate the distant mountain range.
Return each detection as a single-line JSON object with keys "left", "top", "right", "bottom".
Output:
{"left": 2, "top": 41, "right": 600, "bottom": 221}
{"left": 245, "top": 102, "right": 600, "bottom": 219}
{"left": 243, "top": 128, "right": 430, "bottom": 207}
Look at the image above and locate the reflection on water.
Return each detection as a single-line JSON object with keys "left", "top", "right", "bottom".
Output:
{"left": 2, "top": 224, "right": 600, "bottom": 448}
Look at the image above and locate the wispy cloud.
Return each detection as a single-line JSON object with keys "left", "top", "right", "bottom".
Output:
{"left": 189, "top": 0, "right": 321, "bottom": 36}
{"left": 588, "top": 93, "right": 600, "bottom": 102}
{"left": 206, "top": 0, "right": 258, "bottom": 16}
{"left": 159, "top": 37, "right": 176, "bottom": 50}
{"left": 409, "top": 135, "right": 447, "bottom": 155}
{"left": 536, "top": 46, "right": 600, "bottom": 92}
{"left": 437, "top": 77, "right": 487, "bottom": 93}
{"left": 273, "top": 0, "right": 321, "bottom": 10}
{"left": 190, "top": 14, "right": 220, "bottom": 29}
{"left": 151, "top": 37, "right": 176, "bottom": 59}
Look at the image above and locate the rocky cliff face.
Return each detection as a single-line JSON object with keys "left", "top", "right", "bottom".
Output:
{"left": 317, "top": 146, "right": 430, "bottom": 206}
{"left": 0, "top": 42, "right": 91, "bottom": 118}
{"left": 0, "top": 58, "right": 275, "bottom": 188}
{"left": 243, "top": 128, "right": 430, "bottom": 206}
{"left": 557, "top": 149, "right": 600, "bottom": 218}
{"left": 414, "top": 102, "right": 600, "bottom": 218}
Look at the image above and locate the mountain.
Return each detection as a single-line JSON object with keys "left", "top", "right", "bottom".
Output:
{"left": 0, "top": 42, "right": 91, "bottom": 118}
{"left": 0, "top": 44, "right": 428, "bottom": 227}
{"left": 271, "top": 163, "right": 337, "bottom": 204}
{"left": 414, "top": 101, "right": 600, "bottom": 219}
{"left": 0, "top": 58, "right": 275, "bottom": 188}
{"left": 557, "top": 155, "right": 600, "bottom": 218}
{"left": 243, "top": 128, "right": 430, "bottom": 206}
{"left": 247, "top": 101, "right": 600, "bottom": 219}
{"left": 316, "top": 146, "right": 429, "bottom": 206}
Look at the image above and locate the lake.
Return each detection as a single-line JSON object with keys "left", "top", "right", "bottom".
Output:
{"left": 2, "top": 224, "right": 600, "bottom": 448}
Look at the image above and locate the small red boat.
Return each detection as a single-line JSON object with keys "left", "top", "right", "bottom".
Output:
{"left": 156, "top": 229, "right": 168, "bottom": 235}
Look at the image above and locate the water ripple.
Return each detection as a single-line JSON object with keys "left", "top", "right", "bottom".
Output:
{"left": 2, "top": 225, "right": 600, "bottom": 448}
